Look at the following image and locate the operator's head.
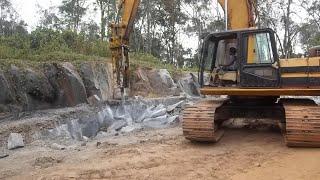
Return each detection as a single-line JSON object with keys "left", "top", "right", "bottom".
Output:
{"left": 230, "top": 47, "right": 237, "bottom": 55}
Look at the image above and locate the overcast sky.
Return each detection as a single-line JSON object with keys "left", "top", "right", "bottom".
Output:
{"left": 11, "top": 0, "right": 61, "bottom": 30}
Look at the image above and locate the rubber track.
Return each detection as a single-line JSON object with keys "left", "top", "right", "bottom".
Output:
{"left": 182, "top": 100, "right": 224, "bottom": 142}
{"left": 284, "top": 103, "right": 320, "bottom": 147}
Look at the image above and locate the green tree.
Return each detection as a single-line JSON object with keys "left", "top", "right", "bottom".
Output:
{"left": 94, "top": 0, "right": 116, "bottom": 40}
{"left": 59, "top": 0, "right": 87, "bottom": 31}
{"left": 0, "top": 0, "right": 27, "bottom": 36}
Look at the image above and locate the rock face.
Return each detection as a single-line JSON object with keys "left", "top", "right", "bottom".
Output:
{"left": 58, "top": 62, "right": 88, "bottom": 106}
{"left": 0, "top": 70, "right": 14, "bottom": 112}
{"left": 80, "top": 62, "right": 113, "bottom": 101}
{"left": 0, "top": 60, "right": 198, "bottom": 114}
{"left": 0, "top": 61, "right": 114, "bottom": 112}
{"left": 44, "top": 62, "right": 88, "bottom": 107}
{"left": 131, "top": 68, "right": 180, "bottom": 97}
{"left": 7, "top": 133, "right": 25, "bottom": 150}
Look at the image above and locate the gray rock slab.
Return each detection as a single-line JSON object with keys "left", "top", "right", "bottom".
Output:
{"left": 143, "top": 115, "right": 168, "bottom": 128}
{"left": 67, "top": 119, "right": 83, "bottom": 141}
{"left": 166, "top": 101, "right": 184, "bottom": 112}
{"left": 150, "top": 108, "right": 167, "bottom": 118}
{"left": 167, "top": 115, "right": 180, "bottom": 124}
{"left": 108, "top": 120, "right": 128, "bottom": 131}
{"left": 7, "top": 133, "right": 25, "bottom": 150}
{"left": 79, "top": 115, "right": 100, "bottom": 138}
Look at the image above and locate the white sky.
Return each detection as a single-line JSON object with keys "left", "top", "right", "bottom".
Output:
{"left": 12, "top": 0, "right": 62, "bottom": 30}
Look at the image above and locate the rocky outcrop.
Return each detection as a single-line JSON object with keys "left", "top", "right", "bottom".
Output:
{"left": 0, "top": 61, "right": 202, "bottom": 113}
{"left": 131, "top": 68, "right": 181, "bottom": 97}
{"left": 0, "top": 70, "right": 14, "bottom": 112}
{"left": 0, "top": 61, "right": 114, "bottom": 113}
{"left": 80, "top": 62, "right": 113, "bottom": 101}
{"left": 131, "top": 68, "right": 202, "bottom": 98}
{"left": 44, "top": 63, "right": 87, "bottom": 107}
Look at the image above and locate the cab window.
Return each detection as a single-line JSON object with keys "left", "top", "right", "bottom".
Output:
{"left": 245, "top": 33, "right": 274, "bottom": 64}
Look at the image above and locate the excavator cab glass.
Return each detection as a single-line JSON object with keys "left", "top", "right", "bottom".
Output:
{"left": 245, "top": 33, "right": 275, "bottom": 64}
{"left": 200, "top": 28, "right": 280, "bottom": 88}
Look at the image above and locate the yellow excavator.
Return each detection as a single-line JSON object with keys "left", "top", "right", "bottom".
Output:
{"left": 110, "top": 0, "right": 320, "bottom": 147}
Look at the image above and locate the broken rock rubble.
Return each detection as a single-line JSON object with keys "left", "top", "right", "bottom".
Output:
{"left": 39, "top": 98, "right": 186, "bottom": 141}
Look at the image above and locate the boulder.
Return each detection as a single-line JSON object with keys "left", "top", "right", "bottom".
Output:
{"left": 167, "top": 115, "right": 180, "bottom": 124}
{"left": 80, "top": 62, "right": 113, "bottom": 101}
{"left": 7, "top": 133, "right": 24, "bottom": 150}
{"left": 87, "top": 95, "right": 101, "bottom": 106}
{"left": 7, "top": 65, "right": 27, "bottom": 110}
{"left": 166, "top": 101, "right": 184, "bottom": 113}
{"left": 7, "top": 66, "right": 58, "bottom": 111}
{"left": 44, "top": 63, "right": 87, "bottom": 107}
{"left": 147, "top": 69, "right": 178, "bottom": 96}
{"left": 60, "top": 63, "right": 87, "bottom": 106}
{"left": 157, "top": 69, "right": 176, "bottom": 88}
{"left": 24, "top": 68, "right": 55, "bottom": 103}
{"left": 23, "top": 68, "right": 55, "bottom": 110}
{"left": 79, "top": 115, "right": 100, "bottom": 138}
{"left": 108, "top": 120, "right": 128, "bottom": 131}
{"left": 97, "top": 106, "right": 114, "bottom": 129}
{"left": 143, "top": 115, "right": 168, "bottom": 128}
{"left": 130, "top": 68, "right": 153, "bottom": 97}
{"left": 150, "top": 104, "right": 167, "bottom": 118}
{"left": 178, "top": 73, "right": 201, "bottom": 97}
{"left": 67, "top": 119, "right": 83, "bottom": 141}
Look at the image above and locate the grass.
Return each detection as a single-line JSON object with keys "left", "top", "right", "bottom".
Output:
{"left": 0, "top": 51, "right": 109, "bottom": 70}
{"left": 130, "top": 52, "right": 198, "bottom": 76}
{"left": 0, "top": 50, "right": 197, "bottom": 75}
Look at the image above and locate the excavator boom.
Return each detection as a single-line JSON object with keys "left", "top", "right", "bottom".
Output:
{"left": 109, "top": 0, "right": 140, "bottom": 99}
{"left": 217, "top": 0, "right": 256, "bottom": 29}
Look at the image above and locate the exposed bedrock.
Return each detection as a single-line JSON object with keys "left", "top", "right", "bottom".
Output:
{"left": 0, "top": 62, "right": 114, "bottom": 113}
{"left": 0, "top": 62, "right": 202, "bottom": 114}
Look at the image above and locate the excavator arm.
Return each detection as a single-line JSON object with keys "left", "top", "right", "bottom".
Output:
{"left": 217, "top": 0, "right": 256, "bottom": 29}
{"left": 109, "top": 0, "right": 140, "bottom": 98}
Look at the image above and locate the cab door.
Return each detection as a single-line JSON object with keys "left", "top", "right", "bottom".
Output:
{"left": 239, "top": 30, "right": 280, "bottom": 88}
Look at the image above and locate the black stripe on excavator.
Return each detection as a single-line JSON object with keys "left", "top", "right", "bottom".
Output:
{"left": 281, "top": 66, "right": 320, "bottom": 73}
{"left": 282, "top": 77, "right": 320, "bottom": 87}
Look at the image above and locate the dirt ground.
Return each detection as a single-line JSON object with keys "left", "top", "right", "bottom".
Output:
{"left": 1, "top": 126, "right": 320, "bottom": 180}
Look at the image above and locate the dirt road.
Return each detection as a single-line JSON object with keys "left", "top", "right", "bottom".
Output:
{"left": 1, "top": 127, "right": 320, "bottom": 180}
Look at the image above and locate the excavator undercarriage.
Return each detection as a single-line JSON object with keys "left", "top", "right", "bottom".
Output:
{"left": 183, "top": 98, "right": 320, "bottom": 147}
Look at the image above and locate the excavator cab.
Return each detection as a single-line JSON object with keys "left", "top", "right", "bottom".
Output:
{"left": 200, "top": 28, "right": 280, "bottom": 88}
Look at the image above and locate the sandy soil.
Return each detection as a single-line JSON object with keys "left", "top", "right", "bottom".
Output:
{"left": 1, "top": 126, "right": 320, "bottom": 180}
